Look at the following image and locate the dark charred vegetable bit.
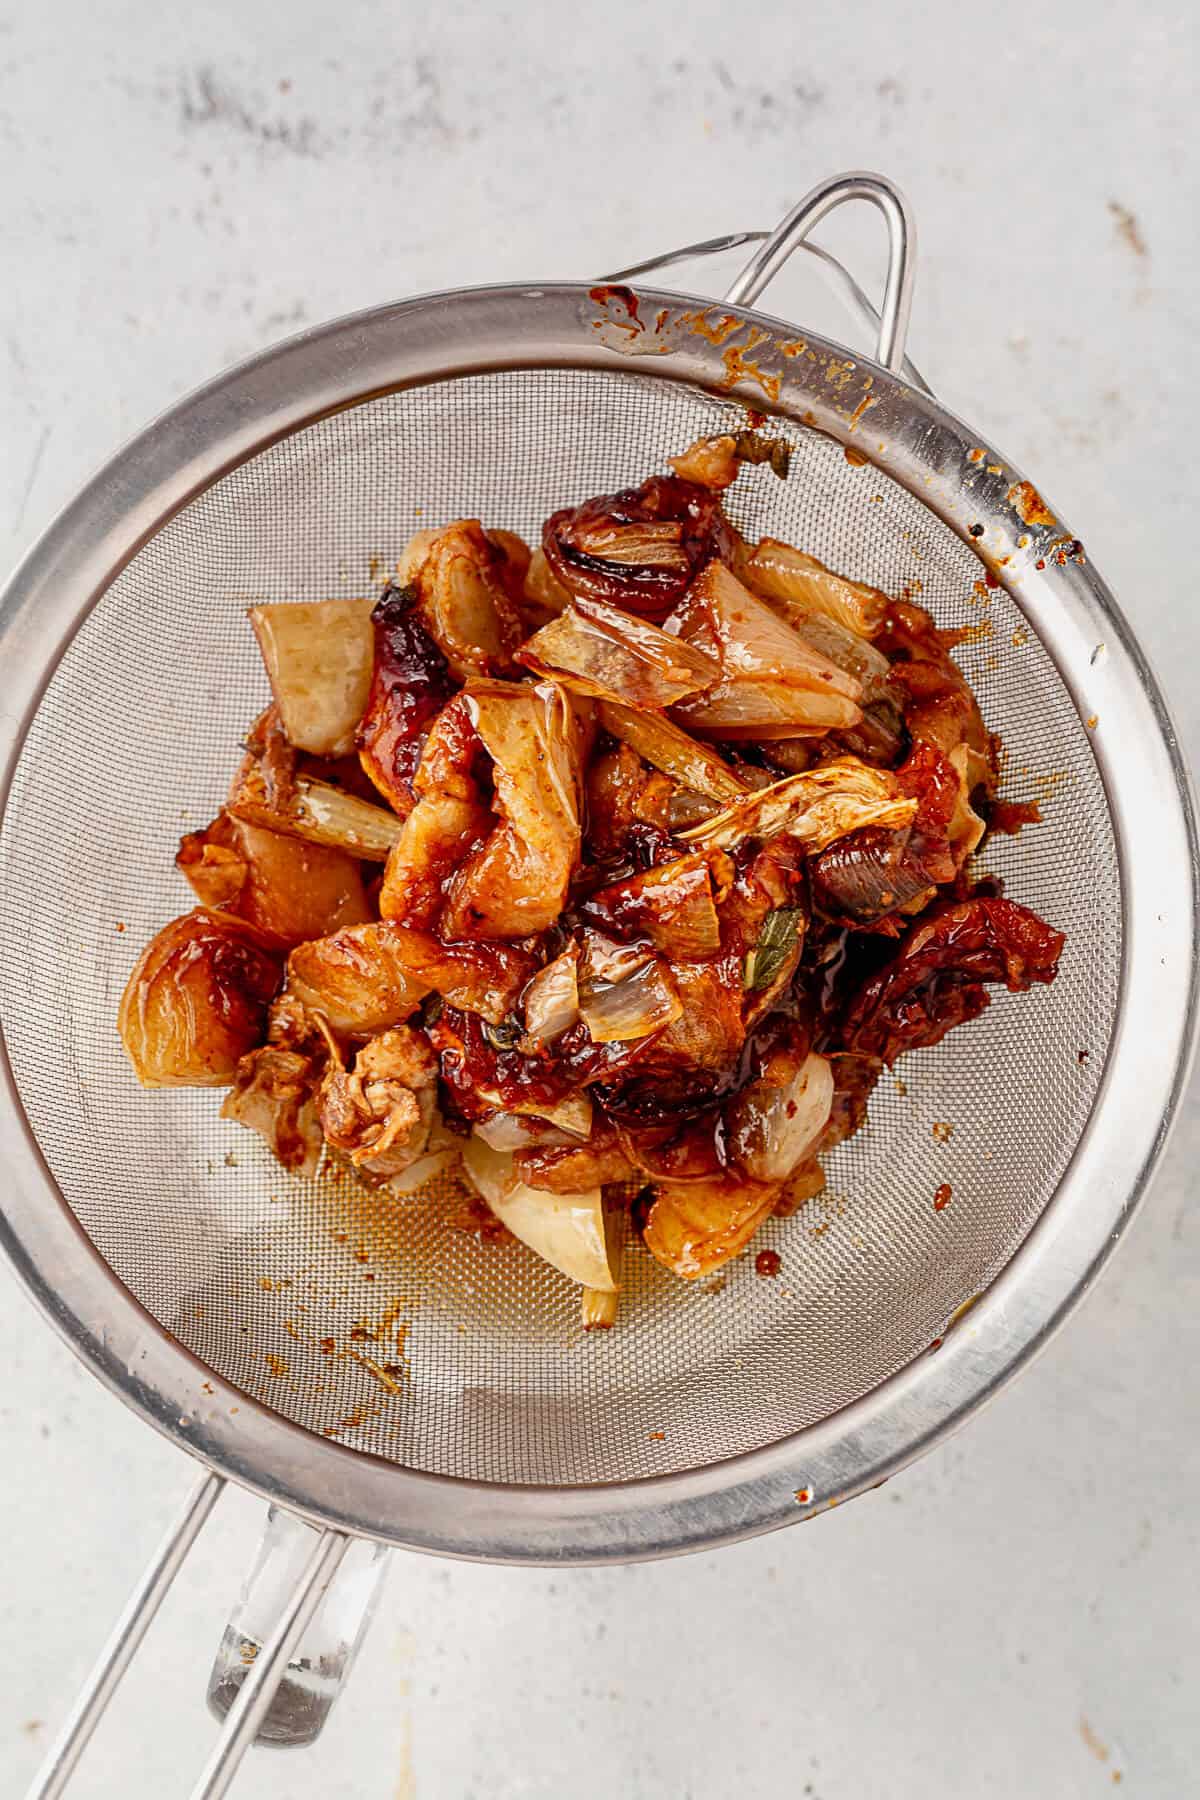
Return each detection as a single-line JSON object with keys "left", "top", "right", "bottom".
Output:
{"left": 809, "top": 740, "right": 964, "bottom": 931}
{"left": 542, "top": 475, "right": 737, "bottom": 618}
{"left": 808, "top": 826, "right": 933, "bottom": 929}
{"left": 617, "top": 1109, "right": 726, "bottom": 1182}
{"left": 744, "top": 906, "right": 806, "bottom": 992}
{"left": 580, "top": 851, "right": 730, "bottom": 959}
{"left": 356, "top": 584, "right": 455, "bottom": 814}
{"left": 731, "top": 430, "right": 792, "bottom": 480}
{"left": 513, "top": 1124, "right": 638, "bottom": 1193}
{"left": 839, "top": 896, "right": 1064, "bottom": 1064}
{"left": 430, "top": 1006, "right": 569, "bottom": 1123}
{"left": 481, "top": 1017, "right": 524, "bottom": 1053}
{"left": 431, "top": 1004, "right": 659, "bottom": 1123}
{"left": 988, "top": 799, "right": 1042, "bottom": 836}
{"left": 244, "top": 706, "right": 298, "bottom": 813}
{"left": 895, "top": 741, "right": 959, "bottom": 883}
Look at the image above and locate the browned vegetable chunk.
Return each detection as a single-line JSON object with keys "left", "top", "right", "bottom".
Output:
{"left": 118, "top": 910, "right": 282, "bottom": 1088}
{"left": 177, "top": 811, "right": 371, "bottom": 948}
{"left": 356, "top": 583, "right": 456, "bottom": 815}
{"left": 221, "top": 1046, "right": 324, "bottom": 1173}
{"left": 643, "top": 1172, "right": 780, "bottom": 1278}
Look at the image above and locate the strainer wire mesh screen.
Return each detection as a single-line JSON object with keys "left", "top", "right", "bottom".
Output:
{"left": 0, "top": 369, "right": 1120, "bottom": 1484}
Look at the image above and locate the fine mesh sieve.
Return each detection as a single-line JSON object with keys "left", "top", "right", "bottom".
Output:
{"left": 1, "top": 174, "right": 1195, "bottom": 1796}
{"left": 0, "top": 371, "right": 1121, "bottom": 1485}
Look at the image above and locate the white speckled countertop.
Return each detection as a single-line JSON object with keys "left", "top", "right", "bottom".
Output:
{"left": 2, "top": 3, "right": 1197, "bottom": 1795}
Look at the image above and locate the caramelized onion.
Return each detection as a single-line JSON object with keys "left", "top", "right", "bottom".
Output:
{"left": 578, "top": 942, "right": 683, "bottom": 1044}
{"left": 517, "top": 598, "right": 719, "bottom": 708}
{"left": 737, "top": 539, "right": 889, "bottom": 637}
{"left": 118, "top": 910, "right": 282, "bottom": 1088}
{"left": 727, "top": 1050, "right": 834, "bottom": 1183}
{"left": 594, "top": 700, "right": 746, "bottom": 804}
{"left": 679, "top": 756, "right": 917, "bottom": 855}
{"left": 522, "top": 947, "right": 581, "bottom": 1044}
{"left": 669, "top": 561, "right": 864, "bottom": 735}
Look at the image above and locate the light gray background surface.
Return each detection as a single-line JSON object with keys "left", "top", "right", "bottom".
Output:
{"left": 2, "top": 2, "right": 1197, "bottom": 1795}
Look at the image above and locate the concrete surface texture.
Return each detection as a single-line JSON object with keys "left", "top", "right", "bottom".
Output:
{"left": 2, "top": 1, "right": 1197, "bottom": 1795}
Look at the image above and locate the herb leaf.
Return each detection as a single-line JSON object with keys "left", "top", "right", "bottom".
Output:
{"left": 743, "top": 906, "right": 805, "bottom": 992}
{"left": 732, "top": 430, "right": 793, "bottom": 481}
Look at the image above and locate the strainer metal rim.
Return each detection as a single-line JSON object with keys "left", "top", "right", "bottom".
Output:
{"left": 1, "top": 281, "right": 1195, "bottom": 1563}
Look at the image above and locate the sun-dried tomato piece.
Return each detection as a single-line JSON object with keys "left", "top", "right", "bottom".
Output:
{"left": 839, "top": 896, "right": 1064, "bottom": 1063}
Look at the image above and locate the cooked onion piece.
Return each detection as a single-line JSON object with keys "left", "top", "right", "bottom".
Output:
{"left": 412, "top": 519, "right": 525, "bottom": 680}
{"left": 580, "top": 1286, "right": 620, "bottom": 1330}
{"left": 229, "top": 757, "right": 402, "bottom": 860}
{"left": 118, "top": 909, "right": 282, "bottom": 1088}
{"left": 517, "top": 598, "right": 719, "bottom": 709}
{"left": 461, "top": 1137, "right": 619, "bottom": 1290}
{"left": 680, "top": 756, "right": 916, "bottom": 855}
{"left": 221, "top": 1046, "right": 324, "bottom": 1174}
{"left": 440, "top": 680, "right": 583, "bottom": 939}
{"left": 249, "top": 598, "right": 377, "bottom": 756}
{"left": 522, "top": 946, "right": 581, "bottom": 1044}
{"left": 542, "top": 473, "right": 736, "bottom": 616}
{"left": 669, "top": 561, "right": 863, "bottom": 736}
{"left": 643, "top": 1172, "right": 779, "bottom": 1279}
{"left": 286, "top": 923, "right": 427, "bottom": 1034}
{"left": 523, "top": 547, "right": 573, "bottom": 621}
{"left": 317, "top": 1025, "right": 439, "bottom": 1180}
{"left": 727, "top": 1049, "right": 834, "bottom": 1183}
{"left": 577, "top": 936, "right": 683, "bottom": 1044}
{"left": 287, "top": 921, "right": 529, "bottom": 1031}
{"left": 581, "top": 851, "right": 730, "bottom": 958}
{"left": 736, "top": 539, "right": 889, "bottom": 638}
{"left": 356, "top": 583, "right": 455, "bottom": 814}
{"left": 669, "top": 431, "right": 793, "bottom": 488}
{"left": 594, "top": 700, "right": 746, "bottom": 804}
{"left": 513, "top": 1126, "right": 637, "bottom": 1193}
{"left": 178, "top": 812, "right": 371, "bottom": 948}
{"left": 377, "top": 695, "right": 492, "bottom": 926}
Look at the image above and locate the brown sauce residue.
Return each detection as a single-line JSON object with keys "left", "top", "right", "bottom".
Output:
{"left": 719, "top": 338, "right": 781, "bottom": 402}
{"left": 755, "top": 1248, "right": 782, "bottom": 1277}
{"left": 933, "top": 1183, "right": 952, "bottom": 1212}
{"left": 589, "top": 284, "right": 642, "bottom": 330}
{"left": 1007, "top": 480, "right": 1056, "bottom": 527}
{"left": 681, "top": 308, "right": 744, "bottom": 346}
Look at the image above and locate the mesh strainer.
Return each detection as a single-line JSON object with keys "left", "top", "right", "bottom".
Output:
{"left": 1, "top": 172, "right": 1195, "bottom": 1798}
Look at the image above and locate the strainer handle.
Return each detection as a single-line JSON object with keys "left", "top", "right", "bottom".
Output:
{"left": 24, "top": 1470, "right": 226, "bottom": 1800}
{"left": 23, "top": 1477, "right": 382, "bottom": 1800}
{"left": 722, "top": 170, "right": 916, "bottom": 373}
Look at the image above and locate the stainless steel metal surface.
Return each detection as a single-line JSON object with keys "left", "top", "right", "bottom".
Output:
{"left": 0, "top": 169, "right": 1194, "bottom": 1587}
{"left": 24, "top": 1472, "right": 226, "bottom": 1800}
{"left": 722, "top": 170, "right": 915, "bottom": 370}
{"left": 608, "top": 230, "right": 932, "bottom": 395}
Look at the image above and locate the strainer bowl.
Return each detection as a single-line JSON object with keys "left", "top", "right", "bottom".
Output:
{"left": 2, "top": 172, "right": 1195, "bottom": 1796}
